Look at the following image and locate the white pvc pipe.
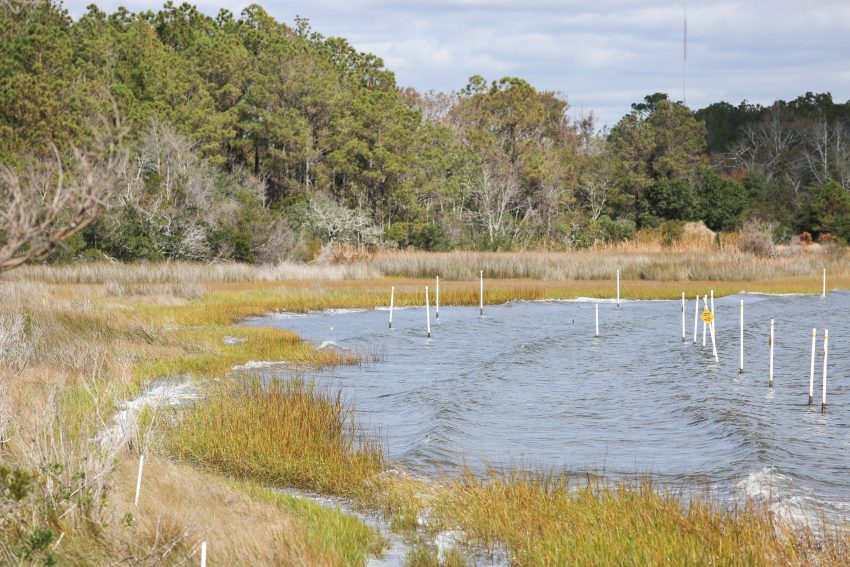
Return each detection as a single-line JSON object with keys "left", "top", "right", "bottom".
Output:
{"left": 709, "top": 319, "right": 718, "bottom": 363}
{"left": 134, "top": 454, "right": 144, "bottom": 507}
{"left": 435, "top": 276, "right": 440, "bottom": 319}
{"left": 702, "top": 295, "right": 707, "bottom": 347}
{"left": 693, "top": 294, "right": 698, "bottom": 344}
{"left": 822, "top": 329, "right": 829, "bottom": 412}
{"left": 681, "top": 292, "right": 686, "bottom": 342}
{"left": 823, "top": 268, "right": 826, "bottom": 298}
{"left": 200, "top": 541, "right": 207, "bottom": 567}
{"left": 809, "top": 328, "right": 817, "bottom": 405}
{"left": 388, "top": 286, "right": 394, "bottom": 329}
{"left": 595, "top": 303, "right": 599, "bottom": 337}
{"left": 769, "top": 319, "right": 775, "bottom": 387}
{"left": 739, "top": 300, "right": 744, "bottom": 373}
{"left": 425, "top": 286, "right": 431, "bottom": 338}
{"left": 616, "top": 269, "right": 620, "bottom": 307}
{"left": 479, "top": 270, "right": 484, "bottom": 316}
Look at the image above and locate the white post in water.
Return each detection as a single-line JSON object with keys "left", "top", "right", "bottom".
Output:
{"left": 200, "top": 541, "right": 207, "bottom": 567}
{"left": 595, "top": 303, "right": 600, "bottom": 338}
{"left": 425, "top": 286, "right": 431, "bottom": 338}
{"left": 822, "top": 268, "right": 826, "bottom": 298}
{"left": 693, "top": 295, "right": 699, "bottom": 344}
{"left": 134, "top": 454, "right": 145, "bottom": 507}
{"left": 616, "top": 269, "right": 621, "bottom": 307}
{"left": 681, "top": 292, "right": 686, "bottom": 342}
{"left": 479, "top": 270, "right": 484, "bottom": 316}
{"left": 739, "top": 300, "right": 745, "bottom": 373}
{"left": 388, "top": 286, "right": 395, "bottom": 329}
{"left": 702, "top": 295, "right": 707, "bottom": 347}
{"left": 435, "top": 276, "right": 440, "bottom": 319}
{"left": 709, "top": 318, "right": 718, "bottom": 363}
{"left": 809, "top": 328, "right": 817, "bottom": 405}
{"left": 769, "top": 319, "right": 775, "bottom": 387}
{"left": 710, "top": 289, "right": 715, "bottom": 313}
{"left": 822, "top": 329, "right": 829, "bottom": 413}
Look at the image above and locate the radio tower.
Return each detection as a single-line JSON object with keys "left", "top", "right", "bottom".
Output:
{"left": 683, "top": 0, "right": 688, "bottom": 105}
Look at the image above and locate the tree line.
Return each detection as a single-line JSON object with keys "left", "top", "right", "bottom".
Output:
{"left": 2, "top": 0, "right": 850, "bottom": 266}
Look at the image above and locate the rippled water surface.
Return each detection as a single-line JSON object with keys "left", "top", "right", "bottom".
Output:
{"left": 246, "top": 292, "right": 850, "bottom": 524}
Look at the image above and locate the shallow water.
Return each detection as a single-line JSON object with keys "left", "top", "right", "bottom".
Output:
{"left": 246, "top": 292, "right": 850, "bottom": 526}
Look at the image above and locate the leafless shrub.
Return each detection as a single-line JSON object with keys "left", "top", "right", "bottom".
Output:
{"left": 0, "top": 312, "right": 33, "bottom": 370}
{"left": 0, "top": 119, "right": 127, "bottom": 273}
{"left": 739, "top": 220, "right": 776, "bottom": 257}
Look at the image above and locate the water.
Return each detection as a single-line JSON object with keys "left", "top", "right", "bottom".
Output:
{"left": 246, "top": 292, "right": 850, "bottom": 526}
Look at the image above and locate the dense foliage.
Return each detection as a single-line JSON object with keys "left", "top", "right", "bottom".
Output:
{"left": 2, "top": 1, "right": 850, "bottom": 261}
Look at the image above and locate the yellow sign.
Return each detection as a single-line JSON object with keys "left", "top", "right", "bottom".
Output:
{"left": 701, "top": 309, "right": 715, "bottom": 324}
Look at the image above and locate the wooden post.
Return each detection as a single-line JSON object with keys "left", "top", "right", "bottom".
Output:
{"left": 822, "top": 268, "right": 826, "bottom": 298}
{"left": 809, "top": 328, "right": 816, "bottom": 405}
{"left": 425, "top": 286, "right": 431, "bottom": 338}
{"left": 822, "top": 329, "right": 829, "bottom": 412}
{"left": 769, "top": 319, "right": 775, "bottom": 388}
{"left": 435, "top": 276, "right": 440, "bottom": 319}
{"left": 739, "top": 300, "right": 744, "bottom": 373}
{"left": 681, "top": 292, "right": 686, "bottom": 342}
{"left": 200, "top": 541, "right": 207, "bottom": 567}
{"left": 702, "top": 295, "right": 707, "bottom": 347}
{"left": 134, "top": 454, "right": 144, "bottom": 507}
{"left": 388, "top": 286, "right": 394, "bottom": 329}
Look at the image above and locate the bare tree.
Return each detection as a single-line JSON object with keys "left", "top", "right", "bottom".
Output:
{"left": 724, "top": 111, "right": 800, "bottom": 189}
{"left": 468, "top": 164, "right": 522, "bottom": 246}
{"left": 0, "top": 137, "right": 127, "bottom": 272}
{"left": 802, "top": 117, "right": 850, "bottom": 190}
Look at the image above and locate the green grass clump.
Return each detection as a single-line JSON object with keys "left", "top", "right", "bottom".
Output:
{"left": 430, "top": 469, "right": 848, "bottom": 566}
{"left": 236, "top": 481, "right": 386, "bottom": 566}
{"left": 167, "top": 377, "right": 385, "bottom": 498}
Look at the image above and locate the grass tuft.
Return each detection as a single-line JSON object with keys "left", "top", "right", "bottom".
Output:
{"left": 166, "top": 377, "right": 386, "bottom": 497}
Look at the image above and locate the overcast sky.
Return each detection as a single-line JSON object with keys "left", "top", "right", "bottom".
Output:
{"left": 64, "top": 0, "right": 850, "bottom": 128}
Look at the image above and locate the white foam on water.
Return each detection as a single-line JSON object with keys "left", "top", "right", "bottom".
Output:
{"left": 98, "top": 378, "right": 198, "bottom": 449}
{"left": 318, "top": 340, "right": 337, "bottom": 349}
{"left": 737, "top": 467, "right": 846, "bottom": 529}
{"left": 231, "top": 360, "right": 292, "bottom": 370}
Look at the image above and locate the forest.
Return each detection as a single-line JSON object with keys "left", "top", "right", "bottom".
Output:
{"left": 3, "top": 1, "right": 850, "bottom": 264}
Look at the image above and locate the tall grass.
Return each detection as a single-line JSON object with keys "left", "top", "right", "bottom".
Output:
{"left": 368, "top": 249, "right": 849, "bottom": 282}
{"left": 431, "top": 469, "right": 849, "bottom": 566}
{"left": 5, "top": 260, "right": 377, "bottom": 285}
{"left": 166, "top": 378, "right": 386, "bottom": 497}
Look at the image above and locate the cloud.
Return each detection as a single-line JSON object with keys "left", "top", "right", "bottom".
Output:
{"left": 62, "top": 0, "right": 850, "bottom": 128}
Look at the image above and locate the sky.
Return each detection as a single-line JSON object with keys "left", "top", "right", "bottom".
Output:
{"left": 64, "top": 0, "right": 850, "bottom": 128}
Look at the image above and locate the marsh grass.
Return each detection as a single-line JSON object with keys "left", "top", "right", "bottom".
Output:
{"left": 5, "top": 260, "right": 850, "bottom": 565}
{"left": 166, "top": 377, "right": 385, "bottom": 498}
{"left": 430, "top": 469, "right": 850, "bottom": 566}
{"left": 369, "top": 249, "right": 850, "bottom": 282}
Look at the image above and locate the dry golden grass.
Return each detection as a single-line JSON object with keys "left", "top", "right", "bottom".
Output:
{"left": 103, "top": 455, "right": 384, "bottom": 566}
